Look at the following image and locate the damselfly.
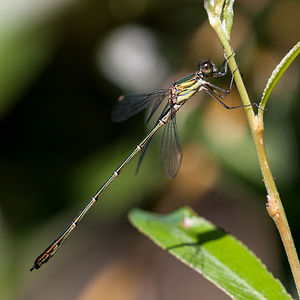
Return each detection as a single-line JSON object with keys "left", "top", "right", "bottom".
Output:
{"left": 31, "top": 54, "right": 249, "bottom": 271}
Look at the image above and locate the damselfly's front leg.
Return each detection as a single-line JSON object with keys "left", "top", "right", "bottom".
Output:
{"left": 203, "top": 67, "right": 260, "bottom": 110}
{"left": 212, "top": 52, "right": 235, "bottom": 78}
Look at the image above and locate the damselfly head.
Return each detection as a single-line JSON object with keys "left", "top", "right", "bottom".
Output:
{"left": 198, "top": 60, "right": 217, "bottom": 76}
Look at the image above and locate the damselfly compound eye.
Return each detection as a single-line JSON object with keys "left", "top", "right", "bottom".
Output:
{"left": 198, "top": 60, "right": 217, "bottom": 76}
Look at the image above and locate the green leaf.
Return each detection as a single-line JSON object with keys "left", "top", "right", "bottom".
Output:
{"left": 204, "top": 0, "right": 235, "bottom": 41}
{"left": 260, "top": 41, "right": 300, "bottom": 110}
{"left": 129, "top": 207, "right": 292, "bottom": 300}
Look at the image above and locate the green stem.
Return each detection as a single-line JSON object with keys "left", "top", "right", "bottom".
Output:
{"left": 214, "top": 26, "right": 300, "bottom": 297}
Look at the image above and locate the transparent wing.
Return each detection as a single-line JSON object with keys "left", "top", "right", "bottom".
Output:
{"left": 136, "top": 135, "right": 154, "bottom": 174}
{"left": 160, "top": 114, "right": 182, "bottom": 179}
{"left": 112, "top": 90, "right": 169, "bottom": 122}
{"left": 136, "top": 103, "right": 170, "bottom": 173}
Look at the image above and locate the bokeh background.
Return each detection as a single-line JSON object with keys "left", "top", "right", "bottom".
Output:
{"left": 0, "top": 0, "right": 300, "bottom": 299}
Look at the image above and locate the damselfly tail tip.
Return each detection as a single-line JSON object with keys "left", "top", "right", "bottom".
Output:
{"left": 30, "top": 262, "right": 39, "bottom": 272}
{"left": 30, "top": 254, "right": 45, "bottom": 271}
{"left": 30, "top": 254, "right": 48, "bottom": 271}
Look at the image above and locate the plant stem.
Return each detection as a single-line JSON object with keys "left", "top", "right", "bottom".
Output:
{"left": 213, "top": 26, "right": 300, "bottom": 297}
{"left": 254, "top": 112, "right": 300, "bottom": 297}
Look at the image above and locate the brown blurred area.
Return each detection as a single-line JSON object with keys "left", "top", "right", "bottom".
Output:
{"left": 0, "top": 0, "right": 299, "bottom": 299}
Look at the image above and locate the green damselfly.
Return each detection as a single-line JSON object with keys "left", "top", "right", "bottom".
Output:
{"left": 31, "top": 55, "right": 250, "bottom": 271}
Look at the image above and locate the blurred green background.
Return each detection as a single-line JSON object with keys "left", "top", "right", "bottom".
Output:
{"left": 0, "top": 0, "right": 299, "bottom": 299}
